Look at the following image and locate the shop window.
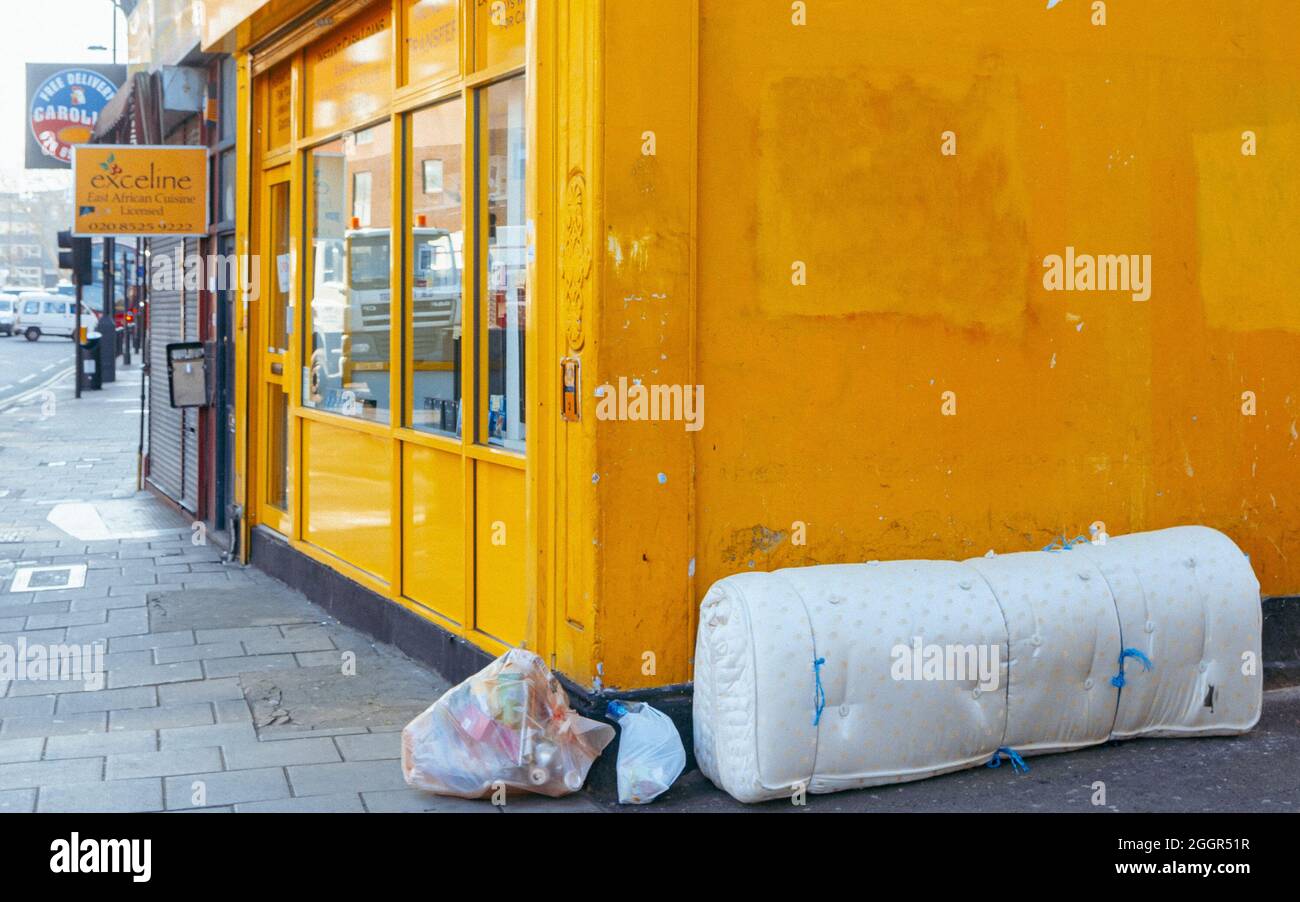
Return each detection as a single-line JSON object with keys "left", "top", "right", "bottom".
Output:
{"left": 474, "top": 0, "right": 526, "bottom": 71}
{"left": 219, "top": 149, "right": 236, "bottom": 224}
{"left": 265, "top": 61, "right": 293, "bottom": 154}
{"left": 408, "top": 98, "right": 465, "bottom": 437}
{"left": 220, "top": 57, "right": 237, "bottom": 144}
{"left": 405, "top": 0, "right": 460, "bottom": 87}
{"left": 305, "top": 3, "right": 393, "bottom": 138}
{"left": 268, "top": 181, "right": 291, "bottom": 353}
{"left": 304, "top": 121, "right": 394, "bottom": 424}
{"left": 480, "top": 76, "right": 526, "bottom": 451}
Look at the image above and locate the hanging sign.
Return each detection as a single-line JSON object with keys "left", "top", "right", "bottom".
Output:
{"left": 26, "top": 63, "right": 125, "bottom": 169}
{"left": 73, "top": 145, "right": 208, "bottom": 237}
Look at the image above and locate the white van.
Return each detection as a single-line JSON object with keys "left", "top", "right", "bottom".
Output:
{"left": 0, "top": 294, "right": 17, "bottom": 336}
{"left": 14, "top": 293, "right": 97, "bottom": 341}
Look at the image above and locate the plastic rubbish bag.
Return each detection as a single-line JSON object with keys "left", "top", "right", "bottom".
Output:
{"left": 607, "top": 700, "right": 686, "bottom": 804}
{"left": 402, "top": 648, "right": 615, "bottom": 799}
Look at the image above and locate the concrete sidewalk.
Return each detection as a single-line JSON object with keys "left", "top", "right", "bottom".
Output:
{"left": 0, "top": 361, "right": 566, "bottom": 812}
{"left": 2, "top": 362, "right": 1296, "bottom": 814}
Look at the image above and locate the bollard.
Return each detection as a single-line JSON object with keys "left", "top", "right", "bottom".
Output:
{"left": 79, "top": 335, "right": 103, "bottom": 391}
{"left": 96, "top": 311, "right": 116, "bottom": 383}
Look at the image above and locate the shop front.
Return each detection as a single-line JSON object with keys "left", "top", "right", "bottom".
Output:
{"left": 223, "top": 0, "right": 545, "bottom": 680}
{"left": 210, "top": 0, "right": 1300, "bottom": 703}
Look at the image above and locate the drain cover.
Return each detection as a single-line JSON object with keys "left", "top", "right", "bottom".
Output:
{"left": 10, "top": 564, "right": 88, "bottom": 593}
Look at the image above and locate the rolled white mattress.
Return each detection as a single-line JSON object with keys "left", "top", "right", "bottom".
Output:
{"left": 692, "top": 526, "right": 1262, "bottom": 803}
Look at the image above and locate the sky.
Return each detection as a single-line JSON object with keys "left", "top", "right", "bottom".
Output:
{"left": 0, "top": 0, "right": 128, "bottom": 191}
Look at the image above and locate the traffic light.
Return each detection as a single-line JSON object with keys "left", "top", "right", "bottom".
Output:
{"left": 57, "top": 230, "right": 93, "bottom": 286}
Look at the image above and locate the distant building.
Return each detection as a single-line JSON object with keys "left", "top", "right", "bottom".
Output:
{"left": 0, "top": 187, "right": 70, "bottom": 289}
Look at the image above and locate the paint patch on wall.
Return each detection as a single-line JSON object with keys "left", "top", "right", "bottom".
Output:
{"left": 756, "top": 67, "right": 1029, "bottom": 325}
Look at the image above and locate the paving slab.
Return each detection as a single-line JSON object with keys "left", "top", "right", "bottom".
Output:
{"left": 287, "top": 759, "right": 408, "bottom": 796}
{"left": 45, "top": 729, "right": 157, "bottom": 760}
{"left": 236, "top": 792, "right": 366, "bottom": 813}
{"left": 38, "top": 778, "right": 165, "bottom": 813}
{"left": 334, "top": 731, "right": 402, "bottom": 762}
{"left": 0, "top": 757, "right": 103, "bottom": 791}
{"left": 164, "top": 766, "right": 290, "bottom": 810}
{"left": 0, "top": 737, "right": 45, "bottom": 764}
{"left": 242, "top": 658, "right": 441, "bottom": 736}
{"left": 106, "top": 747, "right": 224, "bottom": 780}
{"left": 148, "top": 587, "right": 322, "bottom": 632}
{"left": 0, "top": 788, "right": 36, "bottom": 812}
{"left": 222, "top": 736, "right": 341, "bottom": 770}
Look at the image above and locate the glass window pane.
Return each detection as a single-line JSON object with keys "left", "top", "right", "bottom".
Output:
{"left": 474, "top": 0, "right": 525, "bottom": 71}
{"left": 305, "top": 121, "right": 393, "bottom": 423}
{"left": 268, "top": 181, "right": 290, "bottom": 352}
{"left": 221, "top": 57, "right": 237, "bottom": 143}
{"left": 409, "top": 98, "right": 464, "bottom": 436}
{"left": 482, "top": 76, "right": 526, "bottom": 451}
{"left": 220, "top": 150, "right": 236, "bottom": 223}
{"left": 405, "top": 0, "right": 460, "bottom": 87}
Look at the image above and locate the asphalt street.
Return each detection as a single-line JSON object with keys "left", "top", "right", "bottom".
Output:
{"left": 0, "top": 334, "right": 74, "bottom": 409}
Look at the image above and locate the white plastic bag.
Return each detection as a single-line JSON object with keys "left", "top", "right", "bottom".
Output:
{"left": 607, "top": 700, "right": 685, "bottom": 804}
{"left": 402, "top": 649, "right": 615, "bottom": 799}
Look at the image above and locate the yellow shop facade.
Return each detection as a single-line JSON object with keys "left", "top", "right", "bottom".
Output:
{"left": 206, "top": 0, "right": 1300, "bottom": 697}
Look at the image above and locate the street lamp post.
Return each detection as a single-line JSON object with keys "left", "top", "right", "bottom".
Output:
{"left": 87, "top": 1, "right": 128, "bottom": 64}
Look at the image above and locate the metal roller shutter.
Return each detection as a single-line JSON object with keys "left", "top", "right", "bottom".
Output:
{"left": 182, "top": 237, "right": 201, "bottom": 511}
{"left": 147, "top": 234, "right": 190, "bottom": 510}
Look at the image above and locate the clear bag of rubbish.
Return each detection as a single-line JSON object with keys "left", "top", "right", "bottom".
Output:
{"left": 402, "top": 648, "right": 615, "bottom": 799}
{"left": 607, "top": 700, "right": 685, "bottom": 804}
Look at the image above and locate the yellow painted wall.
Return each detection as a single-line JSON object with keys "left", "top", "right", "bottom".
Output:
{"left": 594, "top": 0, "right": 697, "bottom": 691}
{"left": 588, "top": 0, "right": 1300, "bottom": 691}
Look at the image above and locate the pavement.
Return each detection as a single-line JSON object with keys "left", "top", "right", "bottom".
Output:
{"left": 0, "top": 354, "right": 1296, "bottom": 814}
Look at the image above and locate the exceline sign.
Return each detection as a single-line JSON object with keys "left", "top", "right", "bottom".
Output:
{"left": 73, "top": 145, "right": 207, "bottom": 237}
{"left": 89, "top": 162, "right": 194, "bottom": 192}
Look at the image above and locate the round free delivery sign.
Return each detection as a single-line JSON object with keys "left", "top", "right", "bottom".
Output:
{"left": 29, "top": 67, "right": 120, "bottom": 166}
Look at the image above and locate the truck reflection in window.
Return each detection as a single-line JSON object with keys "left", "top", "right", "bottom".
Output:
{"left": 307, "top": 229, "right": 392, "bottom": 421}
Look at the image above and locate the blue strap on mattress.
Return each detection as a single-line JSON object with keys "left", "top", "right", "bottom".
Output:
{"left": 1110, "top": 647, "right": 1154, "bottom": 688}
{"left": 812, "top": 656, "right": 827, "bottom": 726}
{"left": 987, "top": 747, "right": 1029, "bottom": 774}
{"left": 1043, "top": 534, "right": 1090, "bottom": 552}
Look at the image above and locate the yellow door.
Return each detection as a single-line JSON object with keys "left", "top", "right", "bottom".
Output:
{"left": 256, "top": 165, "right": 294, "bottom": 536}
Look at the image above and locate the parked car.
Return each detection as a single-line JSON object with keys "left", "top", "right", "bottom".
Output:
{"left": 13, "top": 293, "right": 96, "bottom": 341}
{"left": 0, "top": 294, "right": 16, "bottom": 336}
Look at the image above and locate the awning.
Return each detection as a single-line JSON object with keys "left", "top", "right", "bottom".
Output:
{"left": 91, "top": 72, "right": 137, "bottom": 141}
{"left": 92, "top": 72, "right": 162, "bottom": 144}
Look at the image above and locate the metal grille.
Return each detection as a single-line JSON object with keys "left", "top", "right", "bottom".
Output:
{"left": 147, "top": 234, "right": 187, "bottom": 508}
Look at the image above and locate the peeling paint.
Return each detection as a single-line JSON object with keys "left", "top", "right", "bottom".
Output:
{"left": 720, "top": 524, "right": 789, "bottom": 563}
